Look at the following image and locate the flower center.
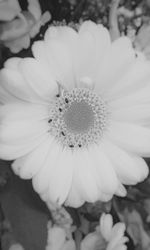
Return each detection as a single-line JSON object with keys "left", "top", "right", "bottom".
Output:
{"left": 63, "top": 100, "right": 94, "bottom": 134}
{"left": 48, "top": 88, "right": 108, "bottom": 149}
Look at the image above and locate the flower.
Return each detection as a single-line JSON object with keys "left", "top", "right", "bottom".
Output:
{"left": 81, "top": 213, "right": 128, "bottom": 250}
{"left": 0, "top": 21, "right": 150, "bottom": 207}
{"left": 119, "top": 208, "right": 150, "bottom": 249}
{"left": 0, "top": 0, "right": 21, "bottom": 21}
{"left": 0, "top": 0, "right": 51, "bottom": 53}
{"left": 46, "top": 223, "right": 76, "bottom": 250}
{"left": 45, "top": 214, "right": 128, "bottom": 250}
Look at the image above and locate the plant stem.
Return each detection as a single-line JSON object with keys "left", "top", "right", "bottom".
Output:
{"left": 109, "top": 0, "right": 121, "bottom": 40}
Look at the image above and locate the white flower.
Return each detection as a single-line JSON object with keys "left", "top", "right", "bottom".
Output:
{"left": 0, "top": 21, "right": 150, "bottom": 207}
{"left": 119, "top": 208, "right": 150, "bottom": 249}
{"left": 46, "top": 224, "right": 76, "bottom": 250}
{"left": 81, "top": 213, "right": 128, "bottom": 250}
{"left": 0, "top": 0, "right": 21, "bottom": 21}
{"left": 0, "top": 0, "right": 51, "bottom": 53}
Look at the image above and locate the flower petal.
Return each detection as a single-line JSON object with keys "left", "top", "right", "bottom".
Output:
{"left": 47, "top": 226, "right": 66, "bottom": 250}
{"left": 107, "top": 56, "right": 150, "bottom": 100}
{"left": 111, "top": 104, "right": 150, "bottom": 123}
{"left": 110, "top": 84, "right": 150, "bottom": 110}
{"left": 18, "top": 58, "right": 57, "bottom": 102}
{"left": 0, "top": 59, "right": 20, "bottom": 104}
{"left": 108, "top": 223, "right": 127, "bottom": 250}
{"left": 12, "top": 135, "right": 53, "bottom": 179}
{"left": 100, "top": 213, "right": 113, "bottom": 241}
{"left": 0, "top": 59, "right": 50, "bottom": 104}
{"left": 44, "top": 40, "right": 75, "bottom": 89}
{"left": 95, "top": 37, "right": 135, "bottom": 95}
{"left": 0, "top": 121, "right": 48, "bottom": 145}
{"left": 65, "top": 183, "right": 85, "bottom": 208}
{"left": 102, "top": 139, "right": 149, "bottom": 185}
{"left": 0, "top": 133, "right": 48, "bottom": 160}
{"left": 68, "top": 149, "right": 99, "bottom": 204}
{"left": 107, "top": 121, "right": 150, "bottom": 157}
{"left": 75, "top": 21, "right": 111, "bottom": 83}
{"left": 0, "top": 103, "right": 49, "bottom": 122}
{"left": 0, "top": 84, "right": 18, "bottom": 104}
{"left": 81, "top": 233, "right": 103, "bottom": 250}
{"left": 47, "top": 149, "right": 73, "bottom": 205}
{"left": 111, "top": 245, "right": 127, "bottom": 250}
{"left": 32, "top": 25, "right": 78, "bottom": 90}
{"left": 89, "top": 145, "right": 119, "bottom": 195}
{"left": 32, "top": 141, "right": 60, "bottom": 198}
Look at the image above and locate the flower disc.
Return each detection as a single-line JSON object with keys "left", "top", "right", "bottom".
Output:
{"left": 48, "top": 88, "right": 107, "bottom": 148}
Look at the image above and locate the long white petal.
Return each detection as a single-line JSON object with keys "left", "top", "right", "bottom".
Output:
{"left": 0, "top": 103, "right": 49, "bottom": 122}
{"left": 111, "top": 104, "right": 150, "bottom": 123}
{"left": 89, "top": 145, "right": 119, "bottom": 195}
{"left": 32, "top": 29, "right": 76, "bottom": 90}
{"left": 95, "top": 37, "right": 135, "bottom": 94}
{"left": 12, "top": 135, "right": 53, "bottom": 179}
{"left": 107, "top": 121, "right": 150, "bottom": 157}
{"left": 0, "top": 121, "right": 48, "bottom": 145}
{"left": 0, "top": 134, "right": 48, "bottom": 160}
{"left": 0, "top": 66, "right": 48, "bottom": 105}
{"left": 110, "top": 85, "right": 150, "bottom": 109}
{"left": 44, "top": 39, "right": 75, "bottom": 90}
{"left": 18, "top": 58, "right": 57, "bottom": 102}
{"left": 75, "top": 21, "right": 111, "bottom": 83}
{"left": 107, "top": 57, "right": 150, "bottom": 100}
{"left": 65, "top": 183, "right": 85, "bottom": 208}
{"left": 103, "top": 139, "right": 148, "bottom": 185}
{"left": 47, "top": 149, "right": 73, "bottom": 205}
{"left": 32, "top": 141, "right": 60, "bottom": 197}
{"left": 68, "top": 149, "right": 99, "bottom": 204}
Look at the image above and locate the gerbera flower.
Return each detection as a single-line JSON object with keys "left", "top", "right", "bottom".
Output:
{"left": 0, "top": 21, "right": 150, "bottom": 207}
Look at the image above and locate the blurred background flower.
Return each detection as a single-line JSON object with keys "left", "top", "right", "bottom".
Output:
{"left": 45, "top": 213, "right": 128, "bottom": 250}
{"left": 0, "top": 0, "right": 21, "bottom": 21}
{"left": 0, "top": 0, "right": 51, "bottom": 53}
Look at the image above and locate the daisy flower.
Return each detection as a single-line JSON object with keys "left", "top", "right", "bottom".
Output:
{"left": 81, "top": 213, "right": 128, "bottom": 250}
{"left": 0, "top": 21, "right": 150, "bottom": 207}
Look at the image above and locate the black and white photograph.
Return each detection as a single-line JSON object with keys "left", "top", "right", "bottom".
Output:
{"left": 0, "top": 0, "right": 150, "bottom": 250}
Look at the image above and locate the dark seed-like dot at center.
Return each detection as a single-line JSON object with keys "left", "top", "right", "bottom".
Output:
{"left": 61, "top": 131, "right": 65, "bottom": 136}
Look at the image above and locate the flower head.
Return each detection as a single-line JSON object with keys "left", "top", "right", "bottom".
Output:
{"left": 0, "top": 21, "right": 150, "bottom": 207}
{"left": 46, "top": 223, "right": 76, "bottom": 250}
{"left": 81, "top": 213, "right": 128, "bottom": 250}
{"left": 0, "top": 0, "right": 21, "bottom": 21}
{"left": 0, "top": 0, "right": 51, "bottom": 53}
